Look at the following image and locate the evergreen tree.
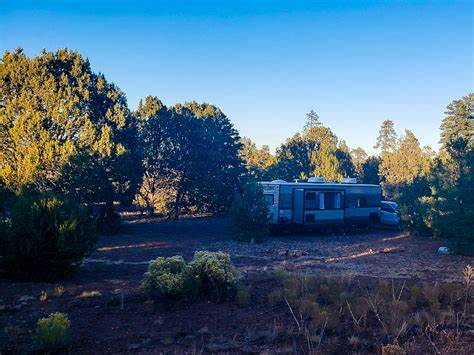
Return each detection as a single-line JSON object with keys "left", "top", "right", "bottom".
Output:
{"left": 305, "top": 109, "right": 322, "bottom": 129}
{"left": 350, "top": 147, "right": 368, "bottom": 168}
{"left": 430, "top": 93, "right": 474, "bottom": 254}
{"left": 379, "top": 130, "right": 432, "bottom": 187}
{"left": 374, "top": 120, "right": 398, "bottom": 153}
{"left": 358, "top": 156, "right": 380, "bottom": 184}
{"left": 275, "top": 125, "right": 354, "bottom": 182}
{"left": 239, "top": 137, "right": 277, "bottom": 180}
{"left": 336, "top": 140, "right": 356, "bottom": 178}
{"left": 135, "top": 97, "right": 243, "bottom": 218}
{"left": 0, "top": 48, "right": 140, "bottom": 209}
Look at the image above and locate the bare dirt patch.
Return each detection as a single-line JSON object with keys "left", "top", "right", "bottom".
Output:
{"left": 1, "top": 215, "right": 472, "bottom": 353}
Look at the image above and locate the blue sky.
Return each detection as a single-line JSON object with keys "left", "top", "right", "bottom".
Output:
{"left": 1, "top": 0, "right": 472, "bottom": 154}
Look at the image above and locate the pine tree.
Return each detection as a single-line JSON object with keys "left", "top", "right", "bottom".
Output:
{"left": 374, "top": 120, "right": 398, "bottom": 153}
{"left": 379, "top": 130, "right": 432, "bottom": 186}
{"left": 304, "top": 109, "right": 322, "bottom": 129}
{"left": 431, "top": 93, "right": 474, "bottom": 254}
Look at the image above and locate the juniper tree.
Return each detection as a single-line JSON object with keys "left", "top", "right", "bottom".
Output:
{"left": 239, "top": 137, "right": 277, "bottom": 180}
{"left": 275, "top": 125, "right": 354, "bottom": 182}
{"left": 135, "top": 97, "right": 243, "bottom": 218}
{"left": 0, "top": 48, "right": 141, "bottom": 208}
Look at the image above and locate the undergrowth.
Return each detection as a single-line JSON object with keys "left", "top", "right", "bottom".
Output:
{"left": 267, "top": 265, "right": 473, "bottom": 354}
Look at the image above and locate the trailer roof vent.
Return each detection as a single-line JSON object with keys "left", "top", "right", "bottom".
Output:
{"left": 342, "top": 177, "right": 357, "bottom": 184}
{"left": 308, "top": 176, "right": 325, "bottom": 183}
{"left": 271, "top": 179, "right": 286, "bottom": 183}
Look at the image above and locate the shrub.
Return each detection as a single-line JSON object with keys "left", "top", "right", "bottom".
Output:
{"left": 0, "top": 193, "right": 98, "bottom": 281}
{"left": 36, "top": 313, "right": 71, "bottom": 351}
{"left": 230, "top": 181, "right": 269, "bottom": 243}
{"left": 189, "top": 251, "right": 239, "bottom": 302}
{"left": 141, "top": 256, "right": 191, "bottom": 300}
{"left": 96, "top": 204, "right": 121, "bottom": 235}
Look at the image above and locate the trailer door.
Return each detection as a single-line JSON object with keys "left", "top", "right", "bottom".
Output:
{"left": 293, "top": 189, "right": 304, "bottom": 224}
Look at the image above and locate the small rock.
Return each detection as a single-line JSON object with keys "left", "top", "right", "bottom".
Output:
{"left": 438, "top": 246, "right": 449, "bottom": 255}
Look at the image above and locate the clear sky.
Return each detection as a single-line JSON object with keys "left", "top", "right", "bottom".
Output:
{"left": 1, "top": 0, "right": 472, "bottom": 154}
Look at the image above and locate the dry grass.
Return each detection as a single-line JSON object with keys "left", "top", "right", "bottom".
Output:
{"left": 267, "top": 265, "right": 473, "bottom": 354}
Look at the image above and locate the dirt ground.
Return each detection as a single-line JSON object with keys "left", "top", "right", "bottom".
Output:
{"left": 1, "top": 214, "right": 473, "bottom": 354}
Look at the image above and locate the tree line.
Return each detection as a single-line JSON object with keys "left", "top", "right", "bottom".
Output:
{"left": 0, "top": 48, "right": 472, "bottom": 255}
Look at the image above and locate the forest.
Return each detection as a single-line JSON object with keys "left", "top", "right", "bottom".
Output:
{"left": 0, "top": 49, "right": 473, "bottom": 264}
{"left": 0, "top": 48, "right": 473, "bottom": 354}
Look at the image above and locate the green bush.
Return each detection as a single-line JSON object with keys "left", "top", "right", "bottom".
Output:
{"left": 96, "top": 204, "right": 121, "bottom": 235}
{"left": 189, "top": 251, "right": 239, "bottom": 302}
{"left": 0, "top": 193, "right": 98, "bottom": 281}
{"left": 230, "top": 181, "right": 269, "bottom": 243}
{"left": 141, "top": 252, "right": 240, "bottom": 303}
{"left": 141, "top": 256, "right": 191, "bottom": 300}
{"left": 36, "top": 312, "right": 71, "bottom": 351}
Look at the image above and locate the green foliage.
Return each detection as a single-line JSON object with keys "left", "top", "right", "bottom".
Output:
{"left": 395, "top": 178, "right": 433, "bottom": 235}
{"left": 351, "top": 148, "right": 381, "bottom": 184}
{"left": 135, "top": 96, "right": 244, "bottom": 217}
{"left": 230, "top": 181, "right": 269, "bottom": 243}
{"left": 239, "top": 137, "right": 277, "bottom": 180}
{"left": 142, "top": 252, "right": 240, "bottom": 303}
{"left": 275, "top": 124, "right": 355, "bottom": 182}
{"left": 430, "top": 93, "right": 474, "bottom": 255}
{"left": 0, "top": 48, "right": 141, "bottom": 209}
{"left": 374, "top": 119, "right": 397, "bottom": 153}
{"left": 380, "top": 94, "right": 473, "bottom": 254}
{"left": 304, "top": 109, "right": 322, "bottom": 129}
{"left": 0, "top": 193, "right": 97, "bottom": 281}
{"left": 189, "top": 251, "right": 240, "bottom": 302}
{"left": 141, "top": 256, "right": 191, "bottom": 300}
{"left": 358, "top": 156, "right": 380, "bottom": 184}
{"left": 96, "top": 204, "right": 121, "bottom": 235}
{"left": 36, "top": 313, "right": 71, "bottom": 351}
{"left": 350, "top": 147, "right": 368, "bottom": 168}
{"left": 380, "top": 130, "right": 432, "bottom": 190}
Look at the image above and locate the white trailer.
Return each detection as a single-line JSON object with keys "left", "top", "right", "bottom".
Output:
{"left": 260, "top": 179, "right": 381, "bottom": 227}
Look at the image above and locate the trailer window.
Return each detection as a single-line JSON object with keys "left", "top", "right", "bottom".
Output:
{"left": 357, "top": 197, "right": 368, "bottom": 208}
{"left": 319, "top": 193, "right": 325, "bottom": 209}
{"left": 323, "top": 192, "right": 343, "bottom": 210}
{"left": 264, "top": 194, "right": 274, "bottom": 205}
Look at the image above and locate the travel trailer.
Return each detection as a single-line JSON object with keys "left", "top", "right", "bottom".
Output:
{"left": 260, "top": 178, "right": 381, "bottom": 227}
